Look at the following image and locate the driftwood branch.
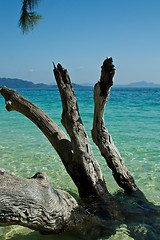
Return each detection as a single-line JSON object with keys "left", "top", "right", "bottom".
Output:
{"left": 0, "top": 168, "right": 82, "bottom": 233}
{"left": 0, "top": 86, "right": 73, "bottom": 172}
{"left": 92, "top": 57, "right": 138, "bottom": 192}
{"left": 53, "top": 64, "right": 107, "bottom": 198}
{"left": 0, "top": 169, "right": 159, "bottom": 239}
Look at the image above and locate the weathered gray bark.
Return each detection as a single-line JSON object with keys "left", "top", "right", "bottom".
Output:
{"left": 92, "top": 58, "right": 138, "bottom": 192}
{"left": 0, "top": 168, "right": 82, "bottom": 233}
{"left": 53, "top": 63, "right": 107, "bottom": 197}
{"left": 0, "top": 169, "right": 159, "bottom": 239}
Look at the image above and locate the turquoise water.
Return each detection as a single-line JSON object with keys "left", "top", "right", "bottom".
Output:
{"left": 0, "top": 87, "right": 159, "bottom": 239}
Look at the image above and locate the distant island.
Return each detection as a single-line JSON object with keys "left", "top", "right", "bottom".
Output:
{"left": 0, "top": 78, "right": 88, "bottom": 89}
{"left": 0, "top": 78, "right": 160, "bottom": 89}
{"left": 114, "top": 81, "right": 160, "bottom": 88}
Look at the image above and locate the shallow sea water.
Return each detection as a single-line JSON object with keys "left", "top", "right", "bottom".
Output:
{"left": 0, "top": 87, "right": 159, "bottom": 239}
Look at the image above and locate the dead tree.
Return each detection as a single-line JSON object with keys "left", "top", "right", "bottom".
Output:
{"left": 0, "top": 58, "right": 159, "bottom": 239}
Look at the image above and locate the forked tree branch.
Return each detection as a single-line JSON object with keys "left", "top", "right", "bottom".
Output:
{"left": 0, "top": 59, "right": 159, "bottom": 239}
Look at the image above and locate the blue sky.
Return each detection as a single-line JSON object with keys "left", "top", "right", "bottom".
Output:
{"left": 0, "top": 0, "right": 160, "bottom": 85}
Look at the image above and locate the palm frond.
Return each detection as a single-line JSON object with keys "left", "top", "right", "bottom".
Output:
{"left": 19, "top": 0, "right": 42, "bottom": 33}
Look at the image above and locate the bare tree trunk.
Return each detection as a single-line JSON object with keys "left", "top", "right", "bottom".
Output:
{"left": 53, "top": 63, "right": 107, "bottom": 197}
{"left": 92, "top": 58, "right": 138, "bottom": 192}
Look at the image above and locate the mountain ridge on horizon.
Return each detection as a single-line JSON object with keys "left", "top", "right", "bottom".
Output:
{"left": 114, "top": 80, "right": 160, "bottom": 88}
{"left": 0, "top": 78, "right": 160, "bottom": 89}
{"left": 0, "top": 77, "right": 86, "bottom": 89}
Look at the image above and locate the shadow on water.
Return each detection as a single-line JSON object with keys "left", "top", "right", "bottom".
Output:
{"left": 1, "top": 190, "right": 160, "bottom": 240}
{"left": 75, "top": 190, "right": 160, "bottom": 240}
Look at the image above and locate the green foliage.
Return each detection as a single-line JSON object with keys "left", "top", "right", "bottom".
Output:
{"left": 19, "top": 0, "right": 42, "bottom": 34}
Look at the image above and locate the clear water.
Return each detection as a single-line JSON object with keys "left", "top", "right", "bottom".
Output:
{"left": 0, "top": 87, "right": 159, "bottom": 239}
